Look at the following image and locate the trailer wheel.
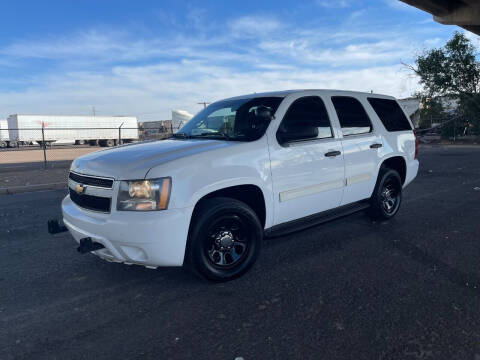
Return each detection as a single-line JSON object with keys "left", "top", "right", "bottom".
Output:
{"left": 9, "top": 141, "right": 18, "bottom": 148}
{"left": 89, "top": 140, "right": 99, "bottom": 146}
{"left": 0, "top": 141, "right": 7, "bottom": 148}
{"left": 105, "top": 139, "right": 115, "bottom": 147}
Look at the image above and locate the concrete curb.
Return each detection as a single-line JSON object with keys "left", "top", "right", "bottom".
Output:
{"left": 0, "top": 182, "right": 67, "bottom": 195}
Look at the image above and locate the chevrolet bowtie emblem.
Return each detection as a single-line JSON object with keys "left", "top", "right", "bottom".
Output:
{"left": 75, "top": 184, "right": 86, "bottom": 194}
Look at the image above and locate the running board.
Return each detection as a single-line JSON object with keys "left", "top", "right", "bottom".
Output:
{"left": 264, "top": 201, "right": 370, "bottom": 238}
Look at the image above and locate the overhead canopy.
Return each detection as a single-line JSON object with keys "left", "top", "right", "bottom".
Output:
{"left": 400, "top": 0, "right": 480, "bottom": 35}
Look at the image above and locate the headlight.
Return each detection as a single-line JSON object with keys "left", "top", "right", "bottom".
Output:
{"left": 117, "top": 177, "right": 171, "bottom": 211}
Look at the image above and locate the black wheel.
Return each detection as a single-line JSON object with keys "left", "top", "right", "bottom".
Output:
{"left": 186, "top": 197, "right": 262, "bottom": 281}
{"left": 89, "top": 139, "right": 99, "bottom": 146}
{"left": 0, "top": 141, "right": 7, "bottom": 148}
{"left": 105, "top": 139, "right": 115, "bottom": 147}
{"left": 369, "top": 168, "right": 402, "bottom": 220}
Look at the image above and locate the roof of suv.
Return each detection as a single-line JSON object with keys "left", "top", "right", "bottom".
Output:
{"left": 222, "top": 89, "right": 396, "bottom": 102}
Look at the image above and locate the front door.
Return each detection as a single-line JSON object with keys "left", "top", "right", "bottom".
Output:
{"left": 268, "top": 94, "right": 345, "bottom": 225}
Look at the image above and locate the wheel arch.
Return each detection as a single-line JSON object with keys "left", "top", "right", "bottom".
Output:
{"left": 379, "top": 155, "right": 407, "bottom": 185}
{"left": 190, "top": 184, "right": 267, "bottom": 229}
{"left": 184, "top": 183, "right": 268, "bottom": 269}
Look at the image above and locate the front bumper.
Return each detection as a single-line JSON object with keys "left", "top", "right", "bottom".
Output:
{"left": 62, "top": 195, "right": 194, "bottom": 267}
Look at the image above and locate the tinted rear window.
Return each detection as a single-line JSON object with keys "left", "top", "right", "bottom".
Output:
{"left": 367, "top": 98, "right": 412, "bottom": 132}
{"left": 331, "top": 96, "right": 372, "bottom": 136}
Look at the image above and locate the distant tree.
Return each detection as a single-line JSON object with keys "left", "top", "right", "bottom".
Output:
{"left": 405, "top": 32, "right": 480, "bottom": 137}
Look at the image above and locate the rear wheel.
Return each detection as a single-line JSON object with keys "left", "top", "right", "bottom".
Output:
{"left": 369, "top": 168, "right": 402, "bottom": 220}
{"left": 186, "top": 197, "right": 262, "bottom": 281}
{"left": 0, "top": 141, "right": 7, "bottom": 148}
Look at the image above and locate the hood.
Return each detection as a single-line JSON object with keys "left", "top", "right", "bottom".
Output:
{"left": 71, "top": 139, "right": 235, "bottom": 179}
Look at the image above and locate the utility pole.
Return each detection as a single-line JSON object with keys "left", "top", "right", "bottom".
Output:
{"left": 197, "top": 101, "right": 210, "bottom": 109}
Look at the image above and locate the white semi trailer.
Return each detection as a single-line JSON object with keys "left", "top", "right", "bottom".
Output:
{"left": 7, "top": 115, "right": 139, "bottom": 147}
{"left": 0, "top": 120, "right": 10, "bottom": 148}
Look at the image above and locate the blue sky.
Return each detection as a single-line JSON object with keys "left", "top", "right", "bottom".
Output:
{"left": 0, "top": 0, "right": 477, "bottom": 121}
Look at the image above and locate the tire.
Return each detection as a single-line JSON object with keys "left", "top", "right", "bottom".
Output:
{"left": 99, "top": 139, "right": 114, "bottom": 147}
{"left": 369, "top": 167, "right": 402, "bottom": 220}
{"left": 89, "top": 140, "right": 99, "bottom": 146}
{"left": 186, "top": 197, "right": 262, "bottom": 282}
{"left": 0, "top": 141, "right": 7, "bottom": 148}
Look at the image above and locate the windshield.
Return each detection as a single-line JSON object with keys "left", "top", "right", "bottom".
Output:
{"left": 175, "top": 97, "right": 284, "bottom": 141}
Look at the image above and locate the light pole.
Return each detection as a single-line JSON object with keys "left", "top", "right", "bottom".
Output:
{"left": 197, "top": 101, "right": 210, "bottom": 109}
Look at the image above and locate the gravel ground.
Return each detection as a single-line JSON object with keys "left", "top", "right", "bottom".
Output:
{"left": 0, "top": 146, "right": 101, "bottom": 165}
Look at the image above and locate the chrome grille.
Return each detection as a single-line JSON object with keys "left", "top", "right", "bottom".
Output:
{"left": 69, "top": 172, "right": 113, "bottom": 189}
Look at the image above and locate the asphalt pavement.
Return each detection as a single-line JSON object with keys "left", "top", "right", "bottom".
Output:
{"left": 1, "top": 145, "right": 480, "bottom": 360}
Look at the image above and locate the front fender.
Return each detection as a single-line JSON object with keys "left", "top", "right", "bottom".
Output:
{"left": 146, "top": 139, "right": 275, "bottom": 229}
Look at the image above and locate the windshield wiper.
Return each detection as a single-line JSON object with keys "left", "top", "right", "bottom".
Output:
{"left": 192, "top": 132, "right": 231, "bottom": 140}
{"left": 171, "top": 132, "right": 190, "bottom": 139}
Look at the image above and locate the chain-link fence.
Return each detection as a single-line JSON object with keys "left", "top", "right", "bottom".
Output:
{"left": 0, "top": 124, "right": 182, "bottom": 169}
{"left": 415, "top": 115, "right": 480, "bottom": 143}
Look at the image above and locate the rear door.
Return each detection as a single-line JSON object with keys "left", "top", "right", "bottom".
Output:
{"left": 330, "top": 96, "right": 382, "bottom": 205}
{"left": 268, "top": 94, "right": 345, "bottom": 225}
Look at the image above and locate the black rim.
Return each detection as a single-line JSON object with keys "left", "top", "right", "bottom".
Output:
{"left": 204, "top": 214, "right": 250, "bottom": 268}
{"left": 380, "top": 178, "right": 400, "bottom": 214}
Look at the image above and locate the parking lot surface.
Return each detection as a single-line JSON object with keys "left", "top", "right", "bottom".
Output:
{"left": 1, "top": 146, "right": 480, "bottom": 360}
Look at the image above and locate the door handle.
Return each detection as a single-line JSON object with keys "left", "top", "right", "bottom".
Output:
{"left": 324, "top": 150, "right": 341, "bottom": 157}
{"left": 370, "top": 143, "right": 382, "bottom": 149}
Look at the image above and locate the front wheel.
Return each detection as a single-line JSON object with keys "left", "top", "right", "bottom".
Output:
{"left": 369, "top": 168, "right": 402, "bottom": 220}
{"left": 186, "top": 197, "right": 262, "bottom": 281}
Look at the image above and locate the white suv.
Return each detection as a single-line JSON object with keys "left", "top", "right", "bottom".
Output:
{"left": 62, "top": 89, "right": 419, "bottom": 281}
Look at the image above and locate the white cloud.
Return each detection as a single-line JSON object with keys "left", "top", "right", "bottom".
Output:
{"left": 0, "top": 12, "right": 434, "bottom": 120}
{"left": 229, "top": 15, "right": 282, "bottom": 37}
{"left": 316, "top": 0, "right": 350, "bottom": 8}
{"left": 0, "top": 61, "right": 420, "bottom": 120}
{"left": 383, "top": 0, "right": 416, "bottom": 11}
{"left": 463, "top": 30, "right": 480, "bottom": 47}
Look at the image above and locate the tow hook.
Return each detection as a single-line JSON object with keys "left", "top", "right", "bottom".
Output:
{"left": 47, "top": 219, "right": 68, "bottom": 234}
{"left": 77, "top": 237, "right": 105, "bottom": 254}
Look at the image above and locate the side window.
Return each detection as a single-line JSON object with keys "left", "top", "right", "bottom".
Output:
{"left": 331, "top": 96, "right": 372, "bottom": 136}
{"left": 277, "top": 96, "right": 333, "bottom": 144}
{"left": 367, "top": 98, "right": 413, "bottom": 131}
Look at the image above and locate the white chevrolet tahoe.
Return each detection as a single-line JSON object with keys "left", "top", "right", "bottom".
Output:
{"left": 62, "top": 89, "right": 419, "bottom": 281}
